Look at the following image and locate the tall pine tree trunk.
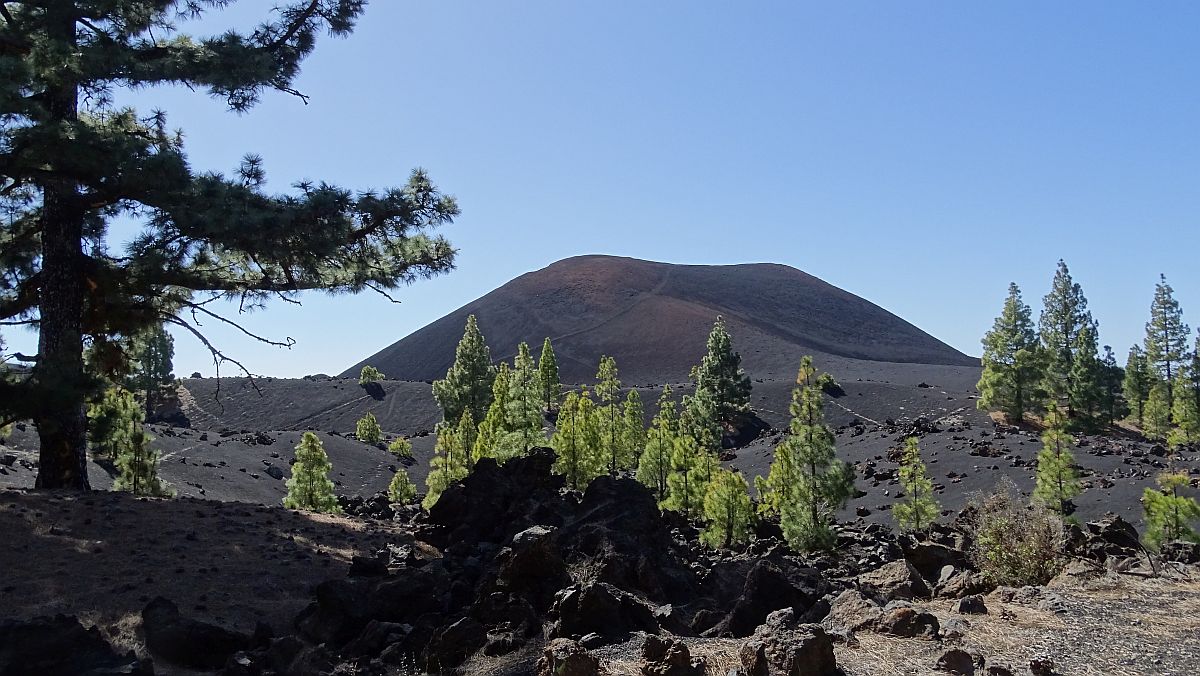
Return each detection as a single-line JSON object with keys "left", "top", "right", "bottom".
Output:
{"left": 34, "top": 7, "right": 90, "bottom": 490}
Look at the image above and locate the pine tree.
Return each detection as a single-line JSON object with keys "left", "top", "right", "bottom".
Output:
{"left": 538, "top": 338, "right": 561, "bottom": 411}
{"left": 424, "top": 417, "right": 470, "bottom": 509}
{"left": 700, "top": 469, "right": 755, "bottom": 549}
{"left": 359, "top": 365, "right": 385, "bottom": 385}
{"left": 87, "top": 387, "right": 142, "bottom": 459}
{"left": 637, "top": 386, "right": 678, "bottom": 502}
{"left": 1144, "top": 382, "right": 1172, "bottom": 442}
{"left": 284, "top": 432, "right": 341, "bottom": 514}
{"left": 0, "top": 3, "right": 459, "bottom": 490}
{"left": 1039, "top": 261, "right": 1093, "bottom": 417}
{"left": 356, "top": 412, "right": 382, "bottom": 445}
{"left": 978, "top": 283, "right": 1044, "bottom": 423}
{"left": 455, "top": 408, "right": 478, "bottom": 467}
{"left": 893, "top": 437, "right": 940, "bottom": 532}
{"left": 621, "top": 390, "right": 647, "bottom": 468}
{"left": 499, "top": 343, "right": 544, "bottom": 460}
{"left": 474, "top": 362, "right": 511, "bottom": 462}
{"left": 1032, "top": 409, "right": 1081, "bottom": 515}
{"left": 1067, "top": 322, "right": 1104, "bottom": 429}
{"left": 126, "top": 324, "right": 176, "bottom": 417}
{"left": 1144, "top": 275, "right": 1190, "bottom": 409}
{"left": 1097, "top": 345, "right": 1128, "bottom": 427}
{"left": 693, "top": 316, "right": 752, "bottom": 426}
{"left": 776, "top": 357, "right": 855, "bottom": 551}
{"left": 595, "top": 355, "right": 625, "bottom": 475}
{"left": 551, "top": 390, "right": 603, "bottom": 490}
{"left": 664, "top": 436, "right": 709, "bottom": 519}
{"left": 1142, "top": 472, "right": 1200, "bottom": 549}
{"left": 681, "top": 387, "right": 722, "bottom": 459}
{"left": 387, "top": 437, "right": 413, "bottom": 460}
{"left": 387, "top": 469, "right": 418, "bottom": 505}
{"left": 113, "top": 425, "right": 171, "bottom": 497}
{"left": 1167, "top": 372, "right": 1200, "bottom": 450}
{"left": 432, "top": 315, "right": 497, "bottom": 426}
{"left": 1123, "top": 345, "right": 1155, "bottom": 427}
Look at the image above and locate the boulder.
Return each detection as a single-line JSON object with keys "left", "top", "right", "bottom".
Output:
{"left": 935, "top": 569, "right": 993, "bottom": 599}
{"left": 551, "top": 582, "right": 658, "bottom": 640}
{"left": 536, "top": 638, "right": 601, "bottom": 676}
{"left": 424, "top": 617, "right": 486, "bottom": 672}
{"left": 875, "top": 605, "right": 939, "bottom": 638}
{"left": 902, "top": 537, "right": 970, "bottom": 580}
{"left": 700, "top": 556, "right": 828, "bottom": 637}
{"left": 496, "top": 525, "right": 569, "bottom": 608}
{"left": 142, "top": 597, "right": 250, "bottom": 669}
{"left": 953, "top": 595, "right": 987, "bottom": 615}
{"left": 739, "top": 609, "right": 838, "bottom": 676}
{"left": 0, "top": 614, "right": 150, "bottom": 676}
{"left": 824, "top": 590, "right": 883, "bottom": 633}
{"left": 936, "top": 648, "right": 979, "bottom": 674}
{"left": 1161, "top": 540, "right": 1200, "bottom": 564}
{"left": 857, "top": 560, "right": 930, "bottom": 601}
{"left": 641, "top": 635, "right": 706, "bottom": 676}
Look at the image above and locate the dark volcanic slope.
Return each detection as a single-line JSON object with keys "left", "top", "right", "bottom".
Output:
{"left": 343, "top": 255, "right": 977, "bottom": 383}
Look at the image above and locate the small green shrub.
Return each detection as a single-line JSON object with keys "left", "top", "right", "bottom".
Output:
{"left": 969, "top": 478, "right": 1064, "bottom": 585}
{"left": 817, "top": 373, "right": 844, "bottom": 397}
{"left": 359, "top": 365, "right": 385, "bottom": 385}
{"left": 388, "top": 469, "right": 418, "bottom": 504}
{"left": 388, "top": 436, "right": 413, "bottom": 459}
{"left": 356, "top": 412, "right": 382, "bottom": 444}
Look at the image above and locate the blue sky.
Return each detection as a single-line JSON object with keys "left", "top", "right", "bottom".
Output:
{"left": 7, "top": 2, "right": 1199, "bottom": 377}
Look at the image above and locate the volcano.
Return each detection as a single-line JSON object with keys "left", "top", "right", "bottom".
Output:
{"left": 342, "top": 255, "right": 976, "bottom": 384}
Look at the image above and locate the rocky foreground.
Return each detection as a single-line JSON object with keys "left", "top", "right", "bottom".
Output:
{"left": 1, "top": 449, "right": 1197, "bottom": 676}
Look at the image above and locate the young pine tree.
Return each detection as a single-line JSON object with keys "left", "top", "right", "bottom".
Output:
{"left": 1067, "top": 322, "right": 1104, "bottom": 429}
{"left": 893, "top": 437, "right": 941, "bottom": 532}
{"left": 1167, "top": 373, "right": 1200, "bottom": 451}
{"left": 595, "top": 356, "right": 627, "bottom": 475}
{"left": 356, "top": 412, "right": 383, "bottom": 445}
{"left": 424, "top": 418, "right": 469, "bottom": 509}
{"left": 1143, "top": 382, "right": 1173, "bottom": 442}
{"left": 474, "top": 362, "right": 512, "bottom": 462}
{"left": 551, "top": 390, "right": 604, "bottom": 490}
{"left": 0, "top": 3, "right": 458, "bottom": 490}
{"left": 637, "top": 386, "right": 678, "bottom": 503}
{"left": 284, "top": 432, "right": 341, "bottom": 514}
{"left": 1039, "top": 261, "right": 1093, "bottom": 417}
{"left": 1097, "top": 345, "right": 1128, "bottom": 427}
{"left": 499, "top": 343, "right": 544, "bottom": 461}
{"left": 622, "top": 390, "right": 647, "bottom": 463}
{"left": 692, "top": 316, "right": 753, "bottom": 426}
{"left": 776, "top": 357, "right": 855, "bottom": 551}
{"left": 1144, "top": 275, "right": 1190, "bottom": 410}
{"left": 388, "top": 469, "right": 419, "bottom": 505}
{"left": 680, "top": 387, "right": 723, "bottom": 462}
{"left": 665, "top": 437, "right": 712, "bottom": 520}
{"left": 387, "top": 437, "right": 413, "bottom": 459}
{"left": 1123, "top": 345, "right": 1155, "bottom": 427}
{"left": 978, "top": 283, "right": 1044, "bottom": 423}
{"left": 1032, "top": 409, "right": 1081, "bottom": 516}
{"left": 113, "top": 426, "right": 171, "bottom": 497}
{"left": 538, "top": 338, "right": 562, "bottom": 411}
{"left": 359, "top": 365, "right": 385, "bottom": 385}
{"left": 432, "top": 315, "right": 497, "bottom": 426}
{"left": 1142, "top": 472, "right": 1200, "bottom": 549}
{"left": 700, "top": 469, "right": 755, "bottom": 549}
{"left": 87, "top": 387, "right": 142, "bottom": 459}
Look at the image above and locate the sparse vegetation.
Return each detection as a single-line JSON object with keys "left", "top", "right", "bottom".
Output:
{"left": 113, "top": 426, "right": 171, "bottom": 497}
{"left": 1033, "top": 408, "right": 1081, "bottom": 516}
{"left": 388, "top": 437, "right": 413, "bottom": 460}
{"left": 893, "top": 436, "right": 940, "bottom": 532}
{"left": 356, "top": 412, "right": 383, "bottom": 445}
{"left": 637, "top": 386, "right": 678, "bottom": 502}
{"left": 700, "top": 469, "right": 754, "bottom": 549}
{"left": 359, "top": 365, "right": 385, "bottom": 385}
{"left": 387, "top": 469, "right": 418, "bottom": 505}
{"left": 284, "top": 433, "right": 341, "bottom": 514}
{"left": 1142, "top": 472, "right": 1200, "bottom": 549}
{"left": 969, "top": 479, "right": 1065, "bottom": 586}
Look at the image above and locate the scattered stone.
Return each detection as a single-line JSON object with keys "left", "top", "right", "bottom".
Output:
{"left": 875, "top": 605, "right": 939, "bottom": 638}
{"left": 936, "top": 647, "right": 979, "bottom": 674}
{"left": 641, "top": 635, "right": 705, "bottom": 676}
{"left": 536, "top": 638, "right": 600, "bottom": 676}
{"left": 739, "top": 609, "right": 838, "bottom": 676}
{"left": 825, "top": 589, "right": 882, "bottom": 632}
{"left": 857, "top": 559, "right": 930, "bottom": 601}
{"left": 953, "top": 595, "right": 987, "bottom": 615}
{"left": 0, "top": 614, "right": 151, "bottom": 675}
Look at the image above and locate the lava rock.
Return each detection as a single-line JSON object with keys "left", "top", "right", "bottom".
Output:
{"left": 936, "top": 648, "right": 979, "bottom": 674}
{"left": 824, "top": 590, "right": 883, "bottom": 633}
{"left": 953, "top": 595, "right": 987, "bottom": 615}
{"left": 142, "top": 597, "right": 250, "bottom": 669}
{"left": 857, "top": 560, "right": 930, "bottom": 602}
{"left": 0, "top": 614, "right": 150, "bottom": 676}
{"left": 641, "top": 635, "right": 705, "bottom": 676}
{"left": 536, "top": 638, "right": 600, "bottom": 676}
{"left": 738, "top": 608, "right": 838, "bottom": 676}
{"left": 875, "top": 605, "right": 939, "bottom": 638}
